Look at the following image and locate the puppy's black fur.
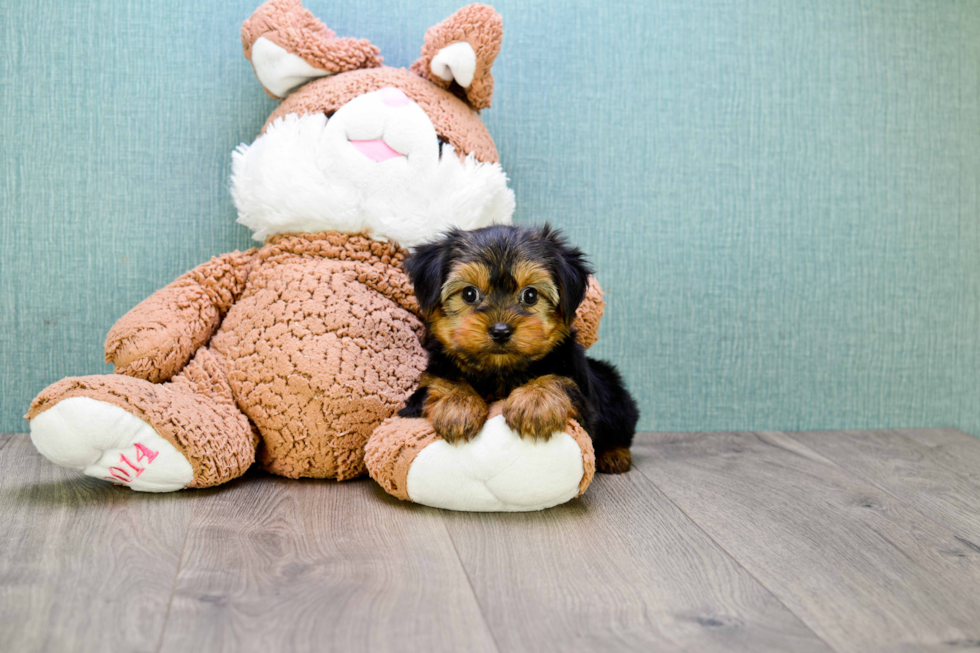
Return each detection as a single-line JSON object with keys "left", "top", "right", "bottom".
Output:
{"left": 399, "top": 224, "right": 639, "bottom": 473}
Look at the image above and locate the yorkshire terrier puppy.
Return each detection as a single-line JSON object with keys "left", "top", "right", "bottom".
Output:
{"left": 398, "top": 224, "right": 639, "bottom": 474}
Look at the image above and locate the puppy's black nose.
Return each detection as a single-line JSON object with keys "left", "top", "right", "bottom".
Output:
{"left": 489, "top": 323, "right": 513, "bottom": 343}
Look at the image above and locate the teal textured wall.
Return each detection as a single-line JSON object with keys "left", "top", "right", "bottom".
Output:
{"left": 2, "top": 0, "right": 978, "bottom": 434}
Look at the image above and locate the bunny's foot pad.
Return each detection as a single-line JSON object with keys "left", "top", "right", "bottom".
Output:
{"left": 366, "top": 404, "right": 595, "bottom": 512}
{"left": 30, "top": 397, "right": 194, "bottom": 492}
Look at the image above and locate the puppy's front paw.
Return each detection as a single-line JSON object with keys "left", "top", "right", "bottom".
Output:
{"left": 423, "top": 380, "right": 488, "bottom": 445}
{"left": 503, "top": 375, "right": 577, "bottom": 441}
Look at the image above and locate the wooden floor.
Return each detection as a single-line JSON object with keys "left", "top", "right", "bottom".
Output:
{"left": 2, "top": 428, "right": 980, "bottom": 653}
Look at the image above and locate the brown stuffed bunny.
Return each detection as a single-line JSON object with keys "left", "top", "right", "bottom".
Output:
{"left": 27, "top": 0, "right": 605, "bottom": 499}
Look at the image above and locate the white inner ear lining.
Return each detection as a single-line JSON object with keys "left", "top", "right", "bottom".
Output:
{"left": 430, "top": 41, "right": 477, "bottom": 88}
{"left": 251, "top": 36, "right": 331, "bottom": 98}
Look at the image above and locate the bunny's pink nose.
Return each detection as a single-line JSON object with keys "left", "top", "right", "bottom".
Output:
{"left": 378, "top": 87, "right": 411, "bottom": 107}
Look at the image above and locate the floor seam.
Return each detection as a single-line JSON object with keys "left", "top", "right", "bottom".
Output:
{"left": 437, "top": 513, "right": 504, "bottom": 653}
{"left": 0, "top": 433, "right": 20, "bottom": 454}
{"left": 154, "top": 501, "right": 194, "bottom": 653}
{"left": 630, "top": 438, "right": 844, "bottom": 653}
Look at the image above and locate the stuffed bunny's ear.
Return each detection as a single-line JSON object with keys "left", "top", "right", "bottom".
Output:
{"left": 242, "top": 0, "right": 382, "bottom": 99}
{"left": 411, "top": 4, "right": 503, "bottom": 111}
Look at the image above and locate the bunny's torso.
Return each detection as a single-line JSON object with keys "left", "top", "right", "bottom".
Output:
{"left": 209, "top": 231, "right": 426, "bottom": 480}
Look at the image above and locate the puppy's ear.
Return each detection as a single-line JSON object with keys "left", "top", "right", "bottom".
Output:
{"left": 404, "top": 239, "right": 450, "bottom": 315}
{"left": 541, "top": 224, "right": 592, "bottom": 325}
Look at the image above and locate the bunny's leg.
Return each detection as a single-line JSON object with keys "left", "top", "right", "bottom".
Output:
{"left": 28, "top": 349, "right": 257, "bottom": 492}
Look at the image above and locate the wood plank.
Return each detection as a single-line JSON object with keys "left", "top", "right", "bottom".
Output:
{"left": 891, "top": 427, "right": 980, "bottom": 476}
{"left": 788, "top": 429, "right": 980, "bottom": 539}
{"left": 158, "top": 473, "right": 497, "bottom": 653}
{"left": 0, "top": 435, "right": 193, "bottom": 653}
{"left": 442, "top": 469, "right": 833, "bottom": 652}
{"left": 0, "top": 432, "right": 15, "bottom": 451}
{"left": 897, "top": 427, "right": 980, "bottom": 451}
{"left": 633, "top": 430, "right": 980, "bottom": 653}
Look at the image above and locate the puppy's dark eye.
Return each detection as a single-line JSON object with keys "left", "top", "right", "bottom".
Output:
{"left": 520, "top": 288, "right": 539, "bottom": 306}
{"left": 461, "top": 286, "right": 480, "bottom": 304}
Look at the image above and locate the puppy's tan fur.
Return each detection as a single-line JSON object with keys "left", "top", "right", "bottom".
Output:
{"left": 430, "top": 260, "right": 569, "bottom": 377}
{"left": 420, "top": 373, "right": 488, "bottom": 444}
{"left": 502, "top": 374, "right": 579, "bottom": 441}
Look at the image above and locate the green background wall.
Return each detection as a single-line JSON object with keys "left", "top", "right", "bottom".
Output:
{"left": 2, "top": 0, "right": 978, "bottom": 434}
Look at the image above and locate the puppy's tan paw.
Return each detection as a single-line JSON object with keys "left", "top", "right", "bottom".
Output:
{"left": 597, "top": 447, "right": 632, "bottom": 474}
{"left": 503, "top": 375, "right": 577, "bottom": 441}
{"left": 423, "top": 379, "right": 488, "bottom": 445}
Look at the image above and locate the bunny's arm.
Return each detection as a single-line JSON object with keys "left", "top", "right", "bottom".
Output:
{"left": 573, "top": 276, "right": 606, "bottom": 349}
{"left": 104, "top": 249, "right": 258, "bottom": 382}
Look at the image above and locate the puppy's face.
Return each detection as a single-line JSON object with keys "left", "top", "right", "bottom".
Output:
{"left": 434, "top": 256, "right": 564, "bottom": 371}
{"left": 405, "top": 225, "right": 591, "bottom": 374}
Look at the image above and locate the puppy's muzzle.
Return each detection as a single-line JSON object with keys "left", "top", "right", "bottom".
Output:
{"left": 489, "top": 323, "right": 513, "bottom": 343}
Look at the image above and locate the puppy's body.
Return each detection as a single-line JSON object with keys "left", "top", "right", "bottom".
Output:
{"left": 402, "top": 333, "right": 638, "bottom": 470}
{"left": 399, "top": 224, "right": 639, "bottom": 473}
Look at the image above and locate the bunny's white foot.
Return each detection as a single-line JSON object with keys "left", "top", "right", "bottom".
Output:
{"left": 30, "top": 397, "right": 194, "bottom": 492}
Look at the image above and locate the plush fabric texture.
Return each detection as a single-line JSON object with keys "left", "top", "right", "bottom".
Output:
{"left": 429, "top": 42, "right": 477, "bottom": 88}
{"left": 210, "top": 232, "right": 426, "bottom": 479}
{"left": 411, "top": 3, "right": 503, "bottom": 111}
{"left": 30, "top": 397, "right": 196, "bottom": 492}
{"left": 242, "top": 0, "right": 499, "bottom": 162}
{"left": 232, "top": 109, "right": 514, "bottom": 246}
{"left": 575, "top": 277, "right": 605, "bottom": 350}
{"left": 265, "top": 67, "right": 500, "bottom": 163}
{"left": 241, "top": 0, "right": 382, "bottom": 95}
{"left": 248, "top": 38, "right": 332, "bottom": 100}
{"left": 30, "top": 232, "right": 425, "bottom": 483}
{"left": 364, "top": 414, "right": 439, "bottom": 501}
{"left": 28, "top": 349, "right": 258, "bottom": 488}
{"left": 30, "top": 230, "right": 606, "bottom": 487}
{"left": 365, "top": 402, "right": 595, "bottom": 511}
{"left": 22, "top": 1, "right": 610, "bottom": 509}
{"left": 104, "top": 250, "right": 256, "bottom": 383}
